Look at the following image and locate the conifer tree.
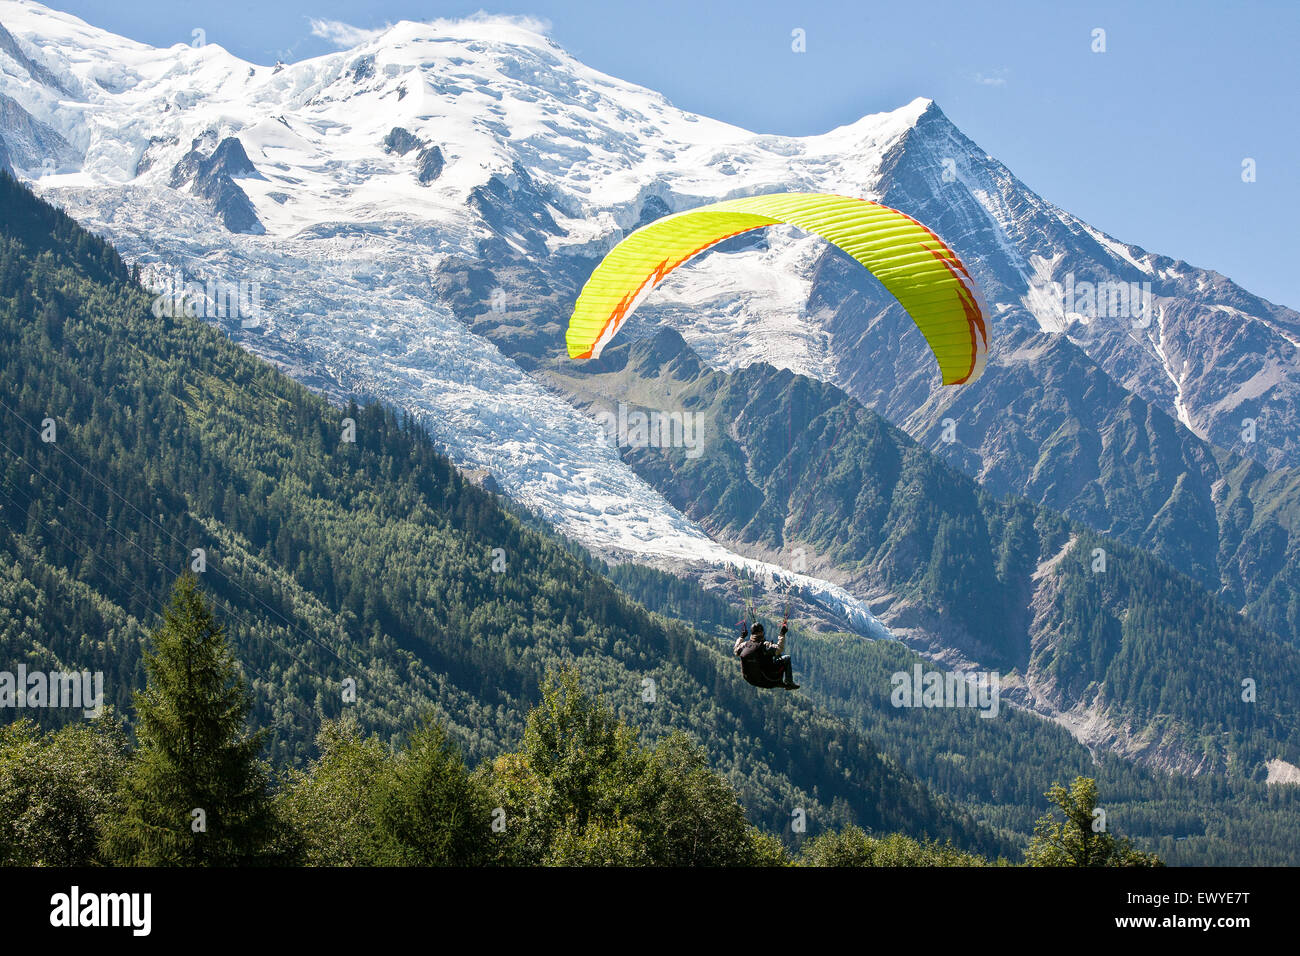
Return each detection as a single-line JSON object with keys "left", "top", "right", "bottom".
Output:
{"left": 103, "top": 575, "right": 278, "bottom": 865}
{"left": 1026, "top": 776, "right": 1162, "bottom": 867}
{"left": 372, "top": 719, "right": 492, "bottom": 866}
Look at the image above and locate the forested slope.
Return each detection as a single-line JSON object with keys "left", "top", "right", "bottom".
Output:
{"left": 0, "top": 173, "right": 999, "bottom": 853}
{"left": 556, "top": 330, "right": 1300, "bottom": 777}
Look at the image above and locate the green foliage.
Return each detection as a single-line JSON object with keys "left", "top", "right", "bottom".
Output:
{"left": 638, "top": 731, "right": 782, "bottom": 866}
{"left": 276, "top": 718, "right": 390, "bottom": 866}
{"left": 1039, "top": 531, "right": 1299, "bottom": 773}
{"left": 481, "top": 667, "right": 788, "bottom": 866}
{"left": 546, "top": 820, "right": 652, "bottom": 866}
{"left": 371, "top": 720, "right": 494, "bottom": 866}
{"left": 0, "top": 643, "right": 1203, "bottom": 869}
{"left": 0, "top": 713, "right": 128, "bottom": 865}
{"left": 101, "top": 576, "right": 279, "bottom": 865}
{"left": 799, "top": 826, "right": 988, "bottom": 867}
{"left": 1026, "top": 777, "right": 1163, "bottom": 867}
{"left": 616, "top": 552, "right": 1300, "bottom": 866}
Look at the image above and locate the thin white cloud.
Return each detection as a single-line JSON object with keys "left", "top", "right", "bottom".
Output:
{"left": 308, "top": 13, "right": 553, "bottom": 51}
{"left": 308, "top": 18, "right": 388, "bottom": 48}
{"left": 974, "top": 69, "right": 1009, "bottom": 87}
{"left": 443, "top": 12, "right": 553, "bottom": 34}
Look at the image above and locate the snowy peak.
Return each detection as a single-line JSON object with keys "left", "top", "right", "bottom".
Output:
{"left": 0, "top": 0, "right": 936, "bottom": 229}
{"left": 372, "top": 14, "right": 567, "bottom": 56}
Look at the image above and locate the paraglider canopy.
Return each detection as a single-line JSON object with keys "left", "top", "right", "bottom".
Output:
{"left": 565, "top": 192, "right": 988, "bottom": 385}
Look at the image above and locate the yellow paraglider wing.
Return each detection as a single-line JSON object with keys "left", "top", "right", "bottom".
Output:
{"left": 565, "top": 192, "right": 988, "bottom": 385}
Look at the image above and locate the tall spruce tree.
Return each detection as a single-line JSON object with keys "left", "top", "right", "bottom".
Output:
{"left": 102, "top": 575, "right": 278, "bottom": 865}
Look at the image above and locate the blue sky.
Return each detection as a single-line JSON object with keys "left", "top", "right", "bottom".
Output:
{"left": 52, "top": 0, "right": 1300, "bottom": 309}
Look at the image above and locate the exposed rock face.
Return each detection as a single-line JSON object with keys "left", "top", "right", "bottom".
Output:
{"left": 635, "top": 195, "right": 671, "bottom": 229}
{"left": 207, "top": 137, "right": 259, "bottom": 178}
{"left": 467, "top": 163, "right": 560, "bottom": 258}
{"left": 382, "top": 126, "right": 421, "bottom": 156}
{"left": 1266, "top": 759, "right": 1300, "bottom": 786}
{"left": 169, "top": 135, "right": 264, "bottom": 234}
{"left": 350, "top": 54, "right": 375, "bottom": 82}
{"left": 0, "top": 91, "right": 74, "bottom": 171}
{"left": 381, "top": 127, "right": 446, "bottom": 184}
{"left": 416, "top": 144, "right": 444, "bottom": 184}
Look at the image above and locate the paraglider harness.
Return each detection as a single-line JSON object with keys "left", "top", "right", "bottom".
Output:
{"left": 734, "top": 592, "right": 796, "bottom": 689}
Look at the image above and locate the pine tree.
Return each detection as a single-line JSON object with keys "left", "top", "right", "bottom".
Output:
{"left": 102, "top": 575, "right": 279, "bottom": 865}
{"left": 372, "top": 719, "right": 492, "bottom": 866}
{"left": 1026, "top": 776, "right": 1163, "bottom": 867}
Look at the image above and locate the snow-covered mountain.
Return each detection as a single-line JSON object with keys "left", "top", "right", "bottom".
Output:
{"left": 1, "top": 0, "right": 1295, "bottom": 647}
{"left": 0, "top": 0, "right": 914, "bottom": 634}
